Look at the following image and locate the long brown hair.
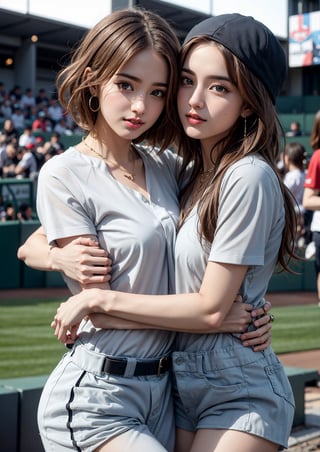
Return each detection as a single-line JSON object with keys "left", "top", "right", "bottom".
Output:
{"left": 56, "top": 8, "right": 180, "bottom": 152}
{"left": 310, "top": 110, "right": 320, "bottom": 151}
{"left": 177, "top": 38, "right": 297, "bottom": 271}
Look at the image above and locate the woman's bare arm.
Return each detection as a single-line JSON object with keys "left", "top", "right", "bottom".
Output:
{"left": 52, "top": 262, "right": 273, "bottom": 347}
{"left": 18, "top": 226, "right": 57, "bottom": 271}
{"left": 19, "top": 231, "right": 272, "bottom": 351}
{"left": 17, "top": 226, "right": 111, "bottom": 284}
{"left": 88, "top": 302, "right": 272, "bottom": 352}
{"left": 303, "top": 187, "right": 320, "bottom": 210}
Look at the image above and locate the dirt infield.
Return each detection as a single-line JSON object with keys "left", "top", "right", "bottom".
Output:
{"left": 1, "top": 288, "right": 318, "bottom": 305}
{"left": 0, "top": 287, "right": 70, "bottom": 300}
{"left": 288, "top": 436, "right": 320, "bottom": 451}
{"left": 266, "top": 291, "right": 318, "bottom": 307}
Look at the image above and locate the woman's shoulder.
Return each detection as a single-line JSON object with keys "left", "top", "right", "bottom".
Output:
{"left": 227, "top": 154, "right": 272, "bottom": 177}
{"left": 38, "top": 147, "right": 84, "bottom": 176}
{"left": 136, "top": 144, "right": 180, "bottom": 174}
{"left": 284, "top": 168, "right": 305, "bottom": 181}
{"left": 224, "top": 155, "right": 279, "bottom": 191}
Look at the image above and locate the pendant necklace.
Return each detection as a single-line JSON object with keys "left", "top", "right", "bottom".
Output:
{"left": 198, "top": 167, "right": 215, "bottom": 190}
{"left": 83, "top": 139, "right": 136, "bottom": 181}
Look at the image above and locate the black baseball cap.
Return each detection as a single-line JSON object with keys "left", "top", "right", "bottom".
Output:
{"left": 183, "top": 13, "right": 287, "bottom": 104}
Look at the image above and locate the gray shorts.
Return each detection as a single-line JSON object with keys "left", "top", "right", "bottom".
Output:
{"left": 38, "top": 346, "right": 174, "bottom": 451}
{"left": 172, "top": 345, "right": 295, "bottom": 449}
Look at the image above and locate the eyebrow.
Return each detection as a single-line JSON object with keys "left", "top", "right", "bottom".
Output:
{"left": 116, "top": 72, "right": 168, "bottom": 87}
{"left": 181, "top": 67, "right": 231, "bottom": 83}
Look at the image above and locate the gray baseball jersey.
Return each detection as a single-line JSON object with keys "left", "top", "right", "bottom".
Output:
{"left": 172, "top": 155, "right": 294, "bottom": 448}
{"left": 37, "top": 145, "right": 180, "bottom": 357}
{"left": 175, "top": 154, "right": 285, "bottom": 351}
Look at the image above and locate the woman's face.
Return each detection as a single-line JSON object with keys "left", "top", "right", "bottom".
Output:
{"left": 95, "top": 48, "right": 168, "bottom": 142}
{"left": 178, "top": 42, "right": 245, "bottom": 152}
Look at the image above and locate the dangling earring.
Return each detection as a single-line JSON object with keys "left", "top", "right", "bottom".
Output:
{"left": 89, "top": 95, "right": 100, "bottom": 112}
{"left": 243, "top": 116, "right": 247, "bottom": 138}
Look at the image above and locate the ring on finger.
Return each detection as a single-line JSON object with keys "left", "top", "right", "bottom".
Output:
{"left": 263, "top": 301, "right": 271, "bottom": 313}
{"left": 269, "top": 314, "right": 275, "bottom": 323}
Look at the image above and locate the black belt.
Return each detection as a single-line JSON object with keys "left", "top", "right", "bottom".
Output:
{"left": 102, "top": 355, "right": 172, "bottom": 376}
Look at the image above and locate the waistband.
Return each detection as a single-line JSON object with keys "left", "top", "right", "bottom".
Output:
{"left": 70, "top": 345, "right": 172, "bottom": 378}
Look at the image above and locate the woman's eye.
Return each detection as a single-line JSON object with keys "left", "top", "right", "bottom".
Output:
{"left": 181, "top": 77, "right": 193, "bottom": 86}
{"left": 152, "top": 89, "right": 166, "bottom": 98}
{"left": 211, "top": 85, "right": 228, "bottom": 94}
{"left": 117, "top": 82, "right": 133, "bottom": 91}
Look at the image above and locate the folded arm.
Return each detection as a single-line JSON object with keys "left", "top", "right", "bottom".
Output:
{"left": 19, "top": 231, "right": 271, "bottom": 350}
{"left": 88, "top": 300, "right": 271, "bottom": 352}
{"left": 17, "top": 226, "right": 111, "bottom": 284}
{"left": 53, "top": 261, "right": 272, "bottom": 350}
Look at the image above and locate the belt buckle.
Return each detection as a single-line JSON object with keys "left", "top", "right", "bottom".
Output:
{"left": 157, "top": 357, "right": 165, "bottom": 376}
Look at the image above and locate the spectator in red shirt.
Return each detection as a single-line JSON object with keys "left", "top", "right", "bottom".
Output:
{"left": 32, "top": 111, "right": 47, "bottom": 132}
{"left": 303, "top": 110, "right": 320, "bottom": 306}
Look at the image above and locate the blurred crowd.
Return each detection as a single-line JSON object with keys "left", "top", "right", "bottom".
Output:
{"left": 278, "top": 111, "right": 320, "bottom": 250}
{"left": 0, "top": 82, "right": 81, "bottom": 136}
{"left": 278, "top": 141, "right": 310, "bottom": 247}
{"left": 0, "top": 194, "right": 33, "bottom": 222}
{"left": 0, "top": 82, "right": 83, "bottom": 222}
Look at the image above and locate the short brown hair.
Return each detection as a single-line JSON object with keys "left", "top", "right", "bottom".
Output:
{"left": 57, "top": 8, "right": 180, "bottom": 151}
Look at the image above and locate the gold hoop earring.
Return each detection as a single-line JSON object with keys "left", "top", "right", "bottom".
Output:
{"left": 243, "top": 117, "right": 247, "bottom": 138}
{"left": 89, "top": 95, "right": 100, "bottom": 112}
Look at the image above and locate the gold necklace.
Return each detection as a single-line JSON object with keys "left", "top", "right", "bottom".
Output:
{"left": 199, "top": 167, "right": 215, "bottom": 185}
{"left": 195, "top": 167, "right": 215, "bottom": 195}
{"left": 83, "top": 139, "right": 136, "bottom": 181}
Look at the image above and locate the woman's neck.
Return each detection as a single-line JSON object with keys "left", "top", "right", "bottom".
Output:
{"left": 288, "top": 162, "right": 300, "bottom": 171}
{"left": 201, "top": 145, "right": 216, "bottom": 172}
{"left": 84, "top": 133, "right": 133, "bottom": 166}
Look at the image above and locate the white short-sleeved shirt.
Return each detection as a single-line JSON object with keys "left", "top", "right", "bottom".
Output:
{"left": 284, "top": 168, "right": 305, "bottom": 214}
{"left": 37, "top": 145, "right": 180, "bottom": 357}
{"left": 175, "top": 155, "right": 285, "bottom": 351}
{"left": 18, "top": 151, "right": 38, "bottom": 175}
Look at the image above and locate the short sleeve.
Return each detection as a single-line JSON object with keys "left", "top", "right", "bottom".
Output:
{"left": 209, "top": 158, "right": 283, "bottom": 266}
{"left": 304, "top": 149, "right": 320, "bottom": 189}
{"left": 36, "top": 157, "right": 96, "bottom": 244}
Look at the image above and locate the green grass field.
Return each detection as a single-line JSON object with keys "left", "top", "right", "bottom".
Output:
{"left": 271, "top": 304, "right": 320, "bottom": 353}
{"left": 0, "top": 298, "right": 65, "bottom": 378}
{"left": 0, "top": 298, "right": 319, "bottom": 378}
